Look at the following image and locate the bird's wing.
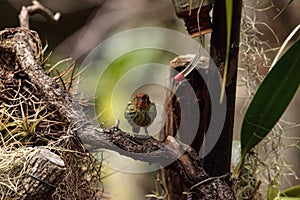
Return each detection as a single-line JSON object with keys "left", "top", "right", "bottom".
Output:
{"left": 124, "top": 102, "right": 137, "bottom": 124}
{"left": 149, "top": 103, "right": 157, "bottom": 123}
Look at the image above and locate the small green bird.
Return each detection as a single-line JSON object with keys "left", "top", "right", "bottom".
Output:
{"left": 124, "top": 93, "right": 157, "bottom": 135}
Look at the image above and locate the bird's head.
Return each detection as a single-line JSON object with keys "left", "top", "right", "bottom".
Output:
{"left": 133, "top": 93, "right": 151, "bottom": 111}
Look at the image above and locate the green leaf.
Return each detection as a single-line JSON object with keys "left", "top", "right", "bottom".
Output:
{"left": 220, "top": 0, "right": 233, "bottom": 102}
{"left": 240, "top": 39, "right": 300, "bottom": 161}
{"left": 268, "top": 181, "right": 280, "bottom": 200}
{"left": 280, "top": 185, "right": 300, "bottom": 197}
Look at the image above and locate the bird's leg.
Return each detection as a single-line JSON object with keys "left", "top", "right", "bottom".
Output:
{"left": 144, "top": 127, "right": 149, "bottom": 135}
{"left": 132, "top": 126, "right": 140, "bottom": 134}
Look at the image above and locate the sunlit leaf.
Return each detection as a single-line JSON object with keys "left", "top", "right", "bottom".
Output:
{"left": 231, "top": 140, "right": 241, "bottom": 170}
{"left": 268, "top": 181, "right": 280, "bottom": 200}
{"left": 220, "top": 0, "right": 233, "bottom": 102}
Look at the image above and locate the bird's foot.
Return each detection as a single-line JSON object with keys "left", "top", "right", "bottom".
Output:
{"left": 144, "top": 128, "right": 149, "bottom": 136}
{"left": 129, "top": 131, "right": 135, "bottom": 137}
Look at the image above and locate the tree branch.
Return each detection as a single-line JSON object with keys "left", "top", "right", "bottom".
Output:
{"left": 19, "top": 0, "right": 60, "bottom": 29}
{"left": 0, "top": 27, "right": 235, "bottom": 199}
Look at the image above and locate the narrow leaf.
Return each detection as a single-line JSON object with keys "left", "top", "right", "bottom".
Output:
{"left": 220, "top": 0, "right": 233, "bottom": 102}
{"left": 240, "top": 39, "right": 300, "bottom": 160}
{"left": 280, "top": 185, "right": 300, "bottom": 197}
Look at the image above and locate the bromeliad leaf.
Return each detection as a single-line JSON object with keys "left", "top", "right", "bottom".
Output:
{"left": 240, "top": 38, "right": 300, "bottom": 162}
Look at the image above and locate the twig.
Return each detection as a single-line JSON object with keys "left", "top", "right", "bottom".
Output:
{"left": 189, "top": 173, "right": 230, "bottom": 191}
{"left": 19, "top": 0, "right": 60, "bottom": 29}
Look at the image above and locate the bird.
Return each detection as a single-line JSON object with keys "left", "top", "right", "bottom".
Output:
{"left": 124, "top": 93, "right": 157, "bottom": 135}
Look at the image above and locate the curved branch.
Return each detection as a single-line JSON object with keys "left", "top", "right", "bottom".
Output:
{"left": 0, "top": 28, "right": 235, "bottom": 199}
{"left": 19, "top": 0, "right": 60, "bottom": 29}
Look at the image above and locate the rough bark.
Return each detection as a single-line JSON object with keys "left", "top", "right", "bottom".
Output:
{"left": 0, "top": 27, "right": 235, "bottom": 199}
{"left": 161, "top": 55, "right": 211, "bottom": 199}
{"left": 204, "top": 0, "right": 242, "bottom": 177}
{"left": 2, "top": 149, "right": 65, "bottom": 200}
{"left": 20, "top": 149, "right": 65, "bottom": 199}
{"left": 19, "top": 0, "right": 60, "bottom": 29}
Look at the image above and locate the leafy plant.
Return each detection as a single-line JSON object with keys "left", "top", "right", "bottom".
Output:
{"left": 276, "top": 185, "right": 300, "bottom": 199}
{"left": 234, "top": 38, "right": 300, "bottom": 176}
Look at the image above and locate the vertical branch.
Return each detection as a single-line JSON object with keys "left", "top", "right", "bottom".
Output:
{"left": 204, "top": 0, "right": 242, "bottom": 177}
{"left": 161, "top": 55, "right": 210, "bottom": 199}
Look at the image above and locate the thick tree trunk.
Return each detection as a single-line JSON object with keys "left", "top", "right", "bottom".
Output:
{"left": 162, "top": 0, "right": 242, "bottom": 198}
{"left": 204, "top": 0, "right": 242, "bottom": 177}
{"left": 21, "top": 149, "right": 65, "bottom": 199}
{"left": 5, "top": 149, "right": 65, "bottom": 199}
{"left": 161, "top": 55, "right": 210, "bottom": 199}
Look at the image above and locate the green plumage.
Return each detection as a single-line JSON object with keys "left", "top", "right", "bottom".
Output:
{"left": 124, "top": 94, "right": 157, "bottom": 135}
